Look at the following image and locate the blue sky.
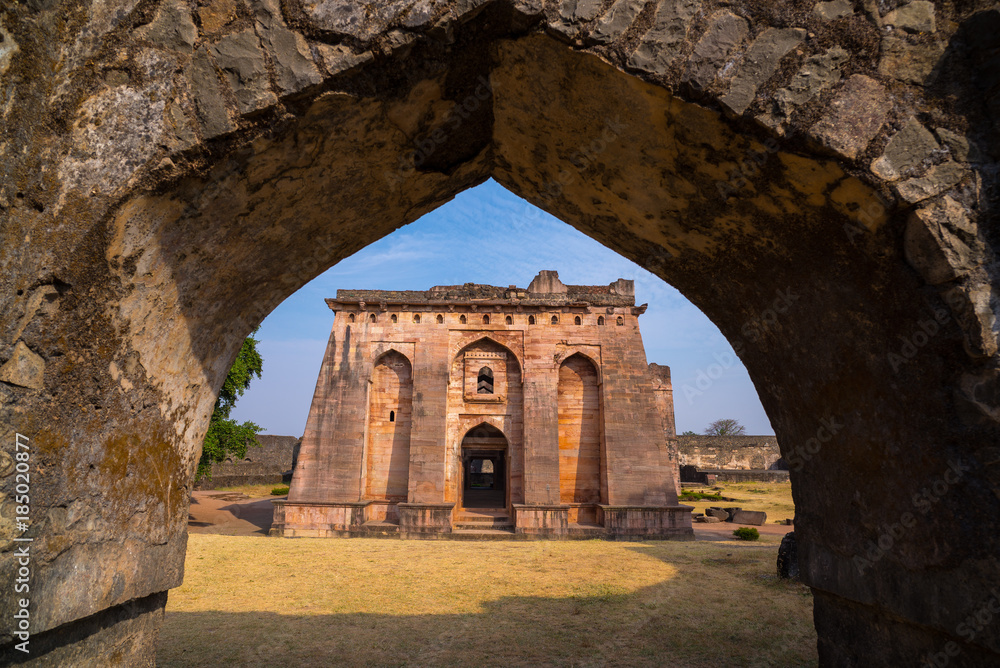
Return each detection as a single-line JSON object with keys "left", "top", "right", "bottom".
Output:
{"left": 231, "top": 179, "right": 773, "bottom": 436}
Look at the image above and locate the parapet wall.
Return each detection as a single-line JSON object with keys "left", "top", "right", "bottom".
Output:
{"left": 677, "top": 435, "right": 783, "bottom": 471}
{"left": 195, "top": 434, "right": 300, "bottom": 489}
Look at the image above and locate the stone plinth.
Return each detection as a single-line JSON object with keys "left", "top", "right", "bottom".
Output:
{"left": 598, "top": 505, "right": 695, "bottom": 540}
{"left": 513, "top": 504, "right": 570, "bottom": 536}
{"left": 278, "top": 501, "right": 368, "bottom": 537}
{"left": 398, "top": 503, "right": 455, "bottom": 539}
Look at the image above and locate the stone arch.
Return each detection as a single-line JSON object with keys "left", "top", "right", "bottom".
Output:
{"left": 6, "top": 1, "right": 1000, "bottom": 663}
{"left": 558, "top": 354, "right": 603, "bottom": 516}
{"left": 364, "top": 351, "right": 412, "bottom": 503}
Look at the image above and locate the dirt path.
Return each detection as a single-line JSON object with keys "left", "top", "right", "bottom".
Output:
{"left": 188, "top": 491, "right": 280, "bottom": 536}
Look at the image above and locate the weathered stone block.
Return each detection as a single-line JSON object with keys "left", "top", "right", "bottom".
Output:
{"left": 589, "top": 0, "right": 644, "bottom": 45}
{"left": 253, "top": 0, "right": 323, "bottom": 95}
{"left": 878, "top": 35, "right": 944, "bottom": 86}
{"left": 935, "top": 127, "right": 974, "bottom": 163}
{"left": 904, "top": 196, "right": 981, "bottom": 284}
{"left": 706, "top": 507, "right": 729, "bottom": 520}
{"left": 761, "top": 46, "right": 847, "bottom": 129}
{"left": 870, "top": 116, "right": 939, "bottom": 181}
{"left": 812, "top": 0, "right": 853, "bottom": 21}
{"left": 135, "top": 0, "right": 197, "bottom": 52}
{"left": 731, "top": 509, "right": 766, "bottom": 525}
{"left": 944, "top": 284, "right": 998, "bottom": 358}
{"left": 184, "top": 46, "right": 235, "bottom": 138}
{"left": 720, "top": 28, "right": 806, "bottom": 115}
{"left": 883, "top": 1, "right": 936, "bottom": 34}
{"left": 809, "top": 74, "right": 890, "bottom": 159}
{"left": 627, "top": 0, "right": 698, "bottom": 76}
{"left": 893, "top": 160, "right": 967, "bottom": 203}
{"left": 210, "top": 30, "right": 277, "bottom": 114}
{"left": 682, "top": 11, "right": 748, "bottom": 92}
{"left": 0, "top": 341, "right": 45, "bottom": 389}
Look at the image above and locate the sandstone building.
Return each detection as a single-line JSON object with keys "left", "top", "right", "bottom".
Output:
{"left": 272, "top": 271, "right": 691, "bottom": 539}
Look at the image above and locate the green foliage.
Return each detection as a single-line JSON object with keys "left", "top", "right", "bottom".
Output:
{"left": 270, "top": 486, "right": 290, "bottom": 496}
{"left": 681, "top": 430, "right": 697, "bottom": 436}
{"left": 704, "top": 418, "right": 747, "bottom": 436}
{"left": 732, "top": 527, "right": 760, "bottom": 541}
{"left": 197, "top": 331, "right": 264, "bottom": 480}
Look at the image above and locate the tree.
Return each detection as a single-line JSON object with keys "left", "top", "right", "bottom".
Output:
{"left": 681, "top": 430, "right": 697, "bottom": 436}
{"left": 704, "top": 418, "right": 746, "bottom": 436}
{"left": 197, "top": 331, "right": 264, "bottom": 480}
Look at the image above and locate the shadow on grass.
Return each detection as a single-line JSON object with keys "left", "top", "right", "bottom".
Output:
{"left": 158, "top": 578, "right": 817, "bottom": 667}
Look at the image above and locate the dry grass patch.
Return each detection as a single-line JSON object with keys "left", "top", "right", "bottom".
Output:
{"left": 683, "top": 481, "right": 796, "bottom": 523}
{"left": 158, "top": 535, "right": 816, "bottom": 667}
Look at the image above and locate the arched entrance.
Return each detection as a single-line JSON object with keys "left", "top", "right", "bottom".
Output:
{"left": 4, "top": 0, "right": 999, "bottom": 664}
{"left": 460, "top": 424, "right": 508, "bottom": 510}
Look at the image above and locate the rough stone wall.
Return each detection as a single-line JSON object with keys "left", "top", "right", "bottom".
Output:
{"left": 1, "top": 0, "right": 999, "bottom": 663}
{"left": 194, "top": 434, "right": 299, "bottom": 489}
{"left": 677, "top": 435, "right": 783, "bottom": 470}
{"left": 648, "top": 362, "right": 680, "bottom": 493}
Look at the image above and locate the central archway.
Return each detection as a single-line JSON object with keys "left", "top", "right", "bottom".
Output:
{"left": 460, "top": 423, "right": 508, "bottom": 510}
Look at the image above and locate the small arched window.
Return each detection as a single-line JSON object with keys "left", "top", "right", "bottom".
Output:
{"left": 528, "top": 315, "right": 535, "bottom": 325}
{"left": 460, "top": 314, "right": 467, "bottom": 324}
{"left": 616, "top": 316, "right": 624, "bottom": 326}
{"left": 477, "top": 366, "right": 494, "bottom": 394}
{"left": 483, "top": 314, "right": 490, "bottom": 325}
{"left": 389, "top": 410, "right": 395, "bottom": 422}
{"left": 551, "top": 315, "right": 558, "bottom": 325}
{"left": 598, "top": 316, "right": 605, "bottom": 325}
{"left": 370, "top": 313, "right": 377, "bottom": 323}
{"left": 413, "top": 314, "right": 420, "bottom": 323}
{"left": 574, "top": 315, "right": 581, "bottom": 325}
{"left": 348, "top": 313, "right": 355, "bottom": 323}
{"left": 436, "top": 314, "right": 444, "bottom": 324}
{"left": 505, "top": 315, "right": 512, "bottom": 325}
{"left": 391, "top": 314, "right": 398, "bottom": 323}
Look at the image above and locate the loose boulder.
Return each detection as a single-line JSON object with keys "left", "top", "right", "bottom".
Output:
{"left": 777, "top": 532, "right": 799, "bottom": 579}
{"left": 732, "top": 510, "right": 767, "bottom": 525}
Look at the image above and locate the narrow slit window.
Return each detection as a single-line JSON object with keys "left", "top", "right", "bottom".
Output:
{"left": 436, "top": 314, "right": 444, "bottom": 324}
{"left": 413, "top": 314, "right": 420, "bottom": 323}
{"left": 460, "top": 314, "right": 467, "bottom": 324}
{"left": 483, "top": 314, "right": 490, "bottom": 325}
{"left": 370, "top": 313, "right": 377, "bottom": 323}
{"left": 348, "top": 313, "right": 356, "bottom": 323}
{"left": 551, "top": 315, "right": 558, "bottom": 325}
{"left": 505, "top": 315, "right": 513, "bottom": 325}
{"left": 598, "top": 316, "right": 605, "bottom": 325}
{"left": 528, "top": 315, "right": 535, "bottom": 325}
{"left": 389, "top": 410, "right": 395, "bottom": 422}
{"left": 477, "top": 366, "right": 494, "bottom": 394}
{"left": 616, "top": 316, "right": 624, "bottom": 326}
{"left": 391, "top": 314, "right": 398, "bottom": 323}
{"left": 574, "top": 315, "right": 581, "bottom": 325}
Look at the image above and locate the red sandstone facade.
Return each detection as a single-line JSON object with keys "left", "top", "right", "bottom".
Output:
{"left": 272, "top": 271, "right": 691, "bottom": 539}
